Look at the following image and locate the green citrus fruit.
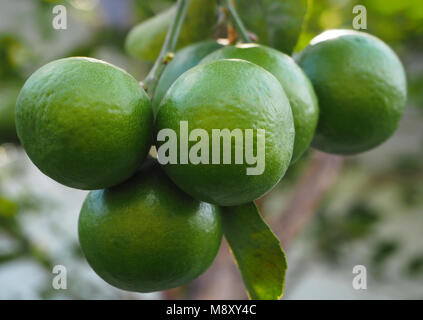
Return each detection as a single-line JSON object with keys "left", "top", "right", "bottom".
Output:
{"left": 152, "top": 41, "right": 223, "bottom": 115}
{"left": 298, "top": 29, "right": 407, "bottom": 155}
{"left": 0, "top": 84, "right": 20, "bottom": 144}
{"left": 202, "top": 43, "right": 318, "bottom": 163}
{"left": 78, "top": 159, "right": 222, "bottom": 293}
{"left": 156, "top": 59, "right": 295, "bottom": 206}
{"left": 16, "top": 57, "right": 153, "bottom": 190}
{"left": 125, "top": 0, "right": 217, "bottom": 62}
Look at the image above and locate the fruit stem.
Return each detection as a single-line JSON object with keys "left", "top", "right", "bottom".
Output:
{"left": 144, "top": 0, "right": 190, "bottom": 98}
{"left": 223, "top": 0, "right": 252, "bottom": 43}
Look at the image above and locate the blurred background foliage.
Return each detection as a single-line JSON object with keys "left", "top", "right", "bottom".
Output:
{"left": 0, "top": 0, "right": 422, "bottom": 299}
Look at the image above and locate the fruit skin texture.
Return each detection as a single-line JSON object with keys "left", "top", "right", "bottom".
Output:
{"left": 78, "top": 160, "right": 222, "bottom": 293}
{"left": 298, "top": 29, "right": 407, "bottom": 155}
{"left": 16, "top": 57, "right": 153, "bottom": 190}
{"left": 156, "top": 59, "right": 295, "bottom": 207}
{"left": 125, "top": 0, "right": 217, "bottom": 62}
{"left": 152, "top": 41, "right": 223, "bottom": 115}
{"left": 202, "top": 44, "right": 318, "bottom": 163}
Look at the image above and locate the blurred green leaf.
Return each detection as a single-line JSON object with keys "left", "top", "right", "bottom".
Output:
{"left": 125, "top": 0, "right": 217, "bottom": 61}
{"left": 0, "top": 197, "right": 18, "bottom": 218}
{"left": 409, "top": 74, "right": 423, "bottom": 109}
{"left": 372, "top": 240, "right": 400, "bottom": 267}
{"left": 30, "top": 246, "right": 54, "bottom": 270}
{"left": 235, "top": 0, "right": 309, "bottom": 54}
{"left": 314, "top": 203, "right": 380, "bottom": 262}
{"left": 0, "top": 34, "right": 27, "bottom": 81}
{"left": 344, "top": 203, "right": 380, "bottom": 238}
{"left": 0, "top": 84, "right": 21, "bottom": 144}
{"left": 405, "top": 255, "right": 423, "bottom": 277}
{"left": 222, "top": 202, "right": 287, "bottom": 300}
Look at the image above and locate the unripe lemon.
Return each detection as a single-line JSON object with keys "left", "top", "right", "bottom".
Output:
{"left": 202, "top": 44, "right": 319, "bottom": 163}
{"left": 78, "top": 160, "right": 222, "bottom": 293}
{"left": 156, "top": 59, "right": 295, "bottom": 206}
{"left": 16, "top": 57, "right": 153, "bottom": 190}
{"left": 298, "top": 30, "right": 407, "bottom": 155}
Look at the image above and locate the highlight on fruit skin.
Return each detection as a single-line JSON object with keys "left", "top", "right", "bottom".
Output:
{"left": 156, "top": 59, "right": 295, "bottom": 207}
{"left": 78, "top": 159, "right": 223, "bottom": 293}
{"left": 298, "top": 29, "right": 407, "bottom": 155}
{"left": 15, "top": 57, "right": 153, "bottom": 190}
{"left": 201, "top": 43, "right": 319, "bottom": 164}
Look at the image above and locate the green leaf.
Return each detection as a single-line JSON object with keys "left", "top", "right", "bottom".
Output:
{"left": 0, "top": 197, "right": 18, "bottom": 218}
{"left": 125, "top": 0, "right": 217, "bottom": 61}
{"left": 222, "top": 202, "right": 287, "bottom": 300}
{"left": 235, "top": 0, "right": 309, "bottom": 54}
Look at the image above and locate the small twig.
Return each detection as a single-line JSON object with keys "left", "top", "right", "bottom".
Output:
{"left": 213, "top": 4, "right": 229, "bottom": 39}
{"left": 224, "top": 0, "right": 251, "bottom": 42}
{"left": 227, "top": 23, "right": 238, "bottom": 44}
{"left": 143, "top": 0, "right": 190, "bottom": 98}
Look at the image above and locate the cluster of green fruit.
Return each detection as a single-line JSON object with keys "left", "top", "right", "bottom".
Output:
{"left": 14, "top": 28, "right": 406, "bottom": 293}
